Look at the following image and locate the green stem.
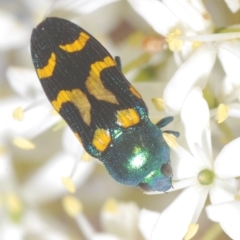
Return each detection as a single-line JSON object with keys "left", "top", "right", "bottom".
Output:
{"left": 200, "top": 223, "right": 223, "bottom": 240}
{"left": 122, "top": 53, "right": 152, "bottom": 74}
{"left": 218, "top": 121, "right": 235, "bottom": 143}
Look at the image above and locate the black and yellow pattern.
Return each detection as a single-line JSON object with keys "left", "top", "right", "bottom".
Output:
{"left": 31, "top": 17, "right": 147, "bottom": 158}
{"left": 31, "top": 17, "right": 178, "bottom": 192}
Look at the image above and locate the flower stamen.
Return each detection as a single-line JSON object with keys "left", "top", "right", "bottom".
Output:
{"left": 151, "top": 98, "right": 165, "bottom": 111}
{"left": 62, "top": 195, "right": 83, "bottom": 218}
{"left": 217, "top": 103, "right": 229, "bottom": 123}
{"left": 184, "top": 223, "right": 199, "bottom": 240}
{"left": 103, "top": 198, "right": 118, "bottom": 214}
{"left": 12, "top": 137, "right": 35, "bottom": 150}
{"left": 62, "top": 177, "right": 76, "bottom": 193}
{"left": 163, "top": 133, "right": 178, "bottom": 149}
{"left": 166, "top": 28, "right": 183, "bottom": 51}
{"left": 5, "top": 192, "right": 23, "bottom": 221}
{"left": 12, "top": 106, "right": 24, "bottom": 121}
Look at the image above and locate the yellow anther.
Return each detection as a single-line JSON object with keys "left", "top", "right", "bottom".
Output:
{"left": 217, "top": 103, "right": 229, "bottom": 123}
{"left": 184, "top": 223, "right": 199, "bottom": 240}
{"left": 62, "top": 195, "right": 83, "bottom": 218}
{"left": 151, "top": 98, "right": 165, "bottom": 111}
{"left": 12, "top": 137, "right": 35, "bottom": 150}
{"left": 12, "top": 107, "right": 24, "bottom": 121}
{"left": 5, "top": 192, "right": 23, "bottom": 217}
{"left": 62, "top": 177, "right": 76, "bottom": 193}
{"left": 81, "top": 152, "right": 92, "bottom": 162}
{"left": 166, "top": 28, "right": 183, "bottom": 51}
{"left": 103, "top": 198, "right": 118, "bottom": 214}
{"left": 192, "top": 41, "right": 202, "bottom": 49}
{"left": 163, "top": 133, "right": 178, "bottom": 149}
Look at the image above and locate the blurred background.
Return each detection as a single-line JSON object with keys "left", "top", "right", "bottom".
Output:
{"left": 0, "top": 0, "right": 240, "bottom": 239}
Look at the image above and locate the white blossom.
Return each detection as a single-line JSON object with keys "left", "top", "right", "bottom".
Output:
{"left": 147, "top": 88, "right": 240, "bottom": 239}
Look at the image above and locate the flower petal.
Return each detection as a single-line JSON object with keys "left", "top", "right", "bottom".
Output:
{"left": 6, "top": 67, "right": 43, "bottom": 100}
{"left": 62, "top": 127, "right": 84, "bottom": 156}
{"left": 223, "top": 0, "right": 240, "bottom": 13}
{"left": 92, "top": 234, "right": 120, "bottom": 240}
{"left": 164, "top": 44, "right": 217, "bottom": 115}
{"left": 163, "top": 0, "right": 213, "bottom": 33}
{"left": 13, "top": 101, "right": 61, "bottom": 139}
{"left": 149, "top": 186, "right": 206, "bottom": 240}
{"left": 218, "top": 40, "right": 240, "bottom": 87}
{"left": 181, "top": 87, "right": 212, "bottom": 164}
{"left": 50, "top": 0, "right": 118, "bottom": 14}
{"left": 0, "top": 10, "right": 28, "bottom": 51}
{"left": 138, "top": 209, "right": 160, "bottom": 239}
{"left": 214, "top": 137, "right": 240, "bottom": 178}
{"left": 128, "top": 0, "right": 178, "bottom": 35}
{"left": 209, "top": 178, "right": 238, "bottom": 205}
{"left": 76, "top": 214, "right": 120, "bottom": 240}
{"left": 206, "top": 201, "right": 240, "bottom": 240}
{"left": 172, "top": 178, "right": 198, "bottom": 191}
{"left": 0, "top": 220, "right": 24, "bottom": 240}
{"left": 172, "top": 145, "right": 202, "bottom": 179}
{"left": 228, "top": 102, "right": 240, "bottom": 118}
{"left": 22, "top": 152, "right": 94, "bottom": 204}
{"left": 23, "top": 210, "right": 71, "bottom": 240}
{"left": 101, "top": 200, "right": 141, "bottom": 239}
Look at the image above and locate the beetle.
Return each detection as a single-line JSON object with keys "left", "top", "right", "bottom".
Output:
{"left": 30, "top": 17, "right": 179, "bottom": 192}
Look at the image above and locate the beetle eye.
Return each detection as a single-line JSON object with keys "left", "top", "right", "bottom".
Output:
{"left": 138, "top": 182, "right": 153, "bottom": 192}
{"left": 161, "top": 162, "right": 172, "bottom": 178}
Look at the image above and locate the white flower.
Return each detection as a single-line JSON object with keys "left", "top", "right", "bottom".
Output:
{"left": 163, "top": 33, "right": 240, "bottom": 116}
{"left": 138, "top": 208, "right": 160, "bottom": 240}
{"left": 0, "top": 10, "right": 29, "bottom": 51}
{"left": 0, "top": 143, "right": 64, "bottom": 240}
{"left": 128, "top": 0, "right": 213, "bottom": 57}
{"left": 127, "top": 0, "right": 240, "bottom": 126}
{"left": 48, "top": 0, "right": 118, "bottom": 15}
{"left": 147, "top": 87, "right": 240, "bottom": 240}
{"left": 206, "top": 200, "right": 240, "bottom": 239}
{"left": 100, "top": 199, "right": 142, "bottom": 240}
{"left": 7, "top": 67, "right": 61, "bottom": 140}
{"left": 223, "top": 0, "right": 240, "bottom": 13}
{"left": 62, "top": 197, "right": 143, "bottom": 240}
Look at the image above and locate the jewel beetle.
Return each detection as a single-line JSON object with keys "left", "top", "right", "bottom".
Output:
{"left": 30, "top": 17, "right": 179, "bottom": 192}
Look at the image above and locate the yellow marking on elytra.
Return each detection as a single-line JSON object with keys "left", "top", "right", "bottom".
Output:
{"left": 52, "top": 89, "right": 91, "bottom": 125}
{"left": 59, "top": 32, "right": 90, "bottom": 52}
{"left": 92, "top": 129, "right": 111, "bottom": 152}
{"left": 37, "top": 52, "right": 56, "bottom": 79}
{"left": 129, "top": 85, "right": 142, "bottom": 99}
{"left": 116, "top": 108, "right": 140, "bottom": 128}
{"left": 85, "top": 56, "right": 119, "bottom": 104}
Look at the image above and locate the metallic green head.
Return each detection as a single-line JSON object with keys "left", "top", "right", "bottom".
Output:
{"left": 101, "top": 118, "right": 172, "bottom": 192}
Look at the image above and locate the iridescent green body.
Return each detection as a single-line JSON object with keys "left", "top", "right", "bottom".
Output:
{"left": 30, "top": 17, "right": 178, "bottom": 192}
{"left": 102, "top": 117, "right": 171, "bottom": 191}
